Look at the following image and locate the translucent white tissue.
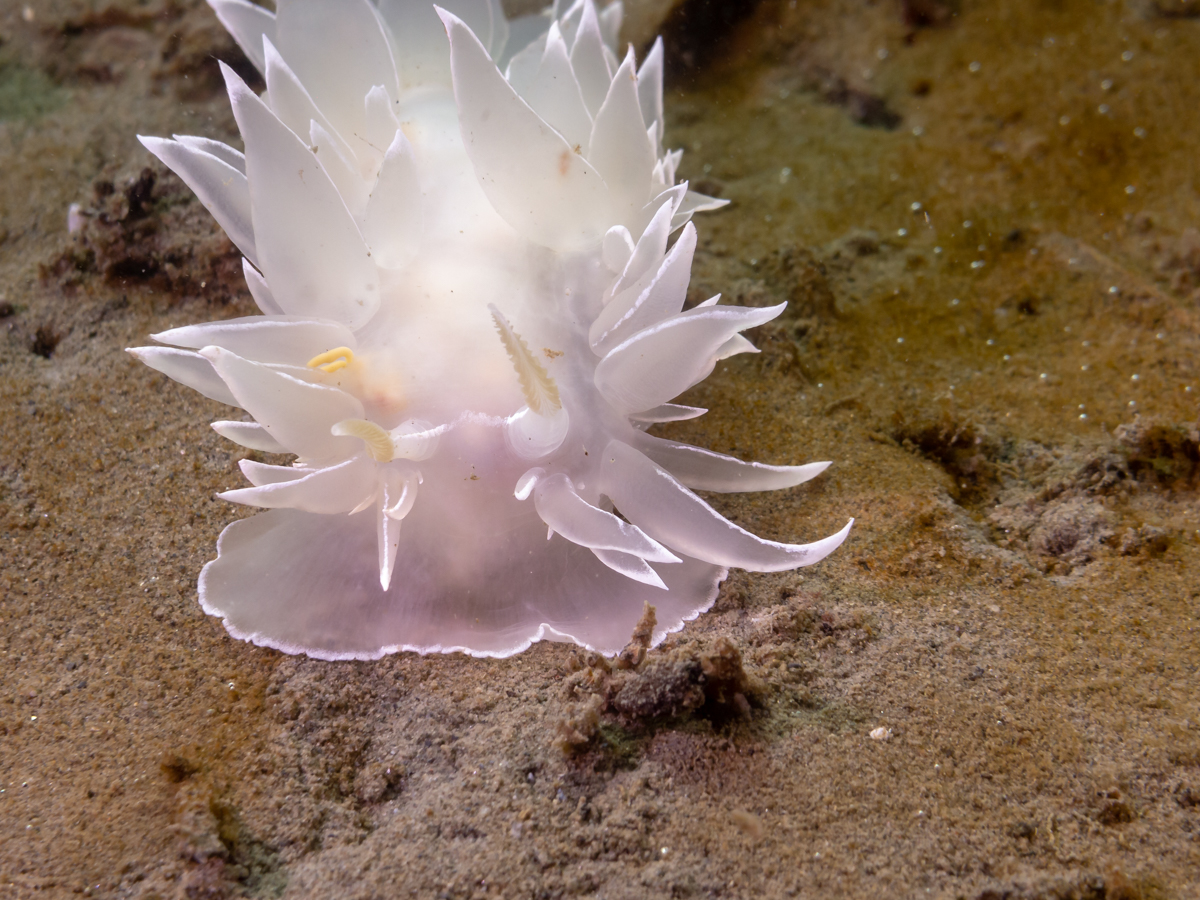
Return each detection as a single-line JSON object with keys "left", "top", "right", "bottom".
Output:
{"left": 127, "top": 0, "right": 851, "bottom": 660}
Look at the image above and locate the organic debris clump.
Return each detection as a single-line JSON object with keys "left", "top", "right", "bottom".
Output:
{"left": 555, "top": 604, "right": 764, "bottom": 755}
{"left": 42, "top": 166, "right": 244, "bottom": 304}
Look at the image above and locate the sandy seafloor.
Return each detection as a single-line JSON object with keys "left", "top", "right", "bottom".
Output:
{"left": 2, "top": 0, "right": 1200, "bottom": 896}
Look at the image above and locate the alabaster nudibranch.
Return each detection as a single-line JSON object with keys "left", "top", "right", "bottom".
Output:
{"left": 127, "top": 0, "right": 853, "bottom": 659}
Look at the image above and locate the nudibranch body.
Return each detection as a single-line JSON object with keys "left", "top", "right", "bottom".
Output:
{"left": 128, "top": 0, "right": 852, "bottom": 659}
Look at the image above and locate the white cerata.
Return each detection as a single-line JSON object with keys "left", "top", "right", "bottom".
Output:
{"left": 128, "top": 0, "right": 853, "bottom": 659}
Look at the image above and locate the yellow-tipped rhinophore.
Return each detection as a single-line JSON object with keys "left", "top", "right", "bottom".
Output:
{"left": 488, "top": 305, "right": 561, "bottom": 415}
{"left": 307, "top": 346, "right": 355, "bottom": 374}
{"left": 332, "top": 418, "right": 395, "bottom": 462}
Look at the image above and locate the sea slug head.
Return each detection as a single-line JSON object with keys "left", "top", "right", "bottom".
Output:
{"left": 127, "top": 0, "right": 852, "bottom": 660}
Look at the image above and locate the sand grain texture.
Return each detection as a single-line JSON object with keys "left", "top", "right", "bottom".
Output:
{"left": 2, "top": 0, "right": 1199, "bottom": 897}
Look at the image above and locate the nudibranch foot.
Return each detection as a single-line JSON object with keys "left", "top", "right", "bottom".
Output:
{"left": 200, "top": 506, "right": 728, "bottom": 660}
